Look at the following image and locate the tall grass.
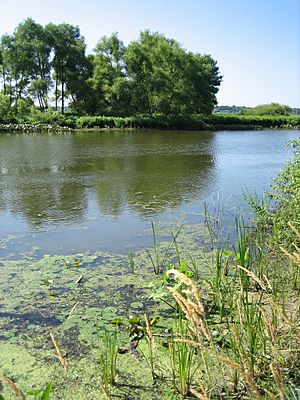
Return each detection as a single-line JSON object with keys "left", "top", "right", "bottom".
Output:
{"left": 168, "top": 321, "right": 196, "bottom": 397}
{"left": 99, "top": 327, "right": 118, "bottom": 392}
{"left": 160, "top": 141, "right": 300, "bottom": 397}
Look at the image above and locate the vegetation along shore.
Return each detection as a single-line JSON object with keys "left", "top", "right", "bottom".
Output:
{"left": 0, "top": 114, "right": 300, "bottom": 133}
{"left": 1, "top": 19, "right": 299, "bottom": 133}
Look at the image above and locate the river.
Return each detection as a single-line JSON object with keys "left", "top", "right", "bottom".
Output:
{"left": 0, "top": 129, "right": 298, "bottom": 258}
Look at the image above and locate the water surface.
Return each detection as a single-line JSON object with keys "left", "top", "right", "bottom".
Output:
{"left": 0, "top": 129, "right": 298, "bottom": 258}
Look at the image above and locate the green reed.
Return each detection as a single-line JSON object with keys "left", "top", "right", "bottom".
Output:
{"left": 128, "top": 250, "right": 135, "bottom": 274}
{"left": 168, "top": 317, "right": 196, "bottom": 397}
{"left": 99, "top": 326, "right": 118, "bottom": 392}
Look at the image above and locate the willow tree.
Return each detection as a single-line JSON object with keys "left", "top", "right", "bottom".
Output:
{"left": 125, "top": 30, "right": 222, "bottom": 116}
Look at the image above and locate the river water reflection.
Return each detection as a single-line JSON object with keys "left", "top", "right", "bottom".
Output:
{"left": 0, "top": 129, "right": 298, "bottom": 257}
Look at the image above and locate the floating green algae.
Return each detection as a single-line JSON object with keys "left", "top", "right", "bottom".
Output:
{"left": 0, "top": 222, "right": 211, "bottom": 399}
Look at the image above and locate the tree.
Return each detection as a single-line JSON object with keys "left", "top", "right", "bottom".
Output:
{"left": 0, "top": 92, "right": 11, "bottom": 121}
{"left": 244, "top": 103, "right": 292, "bottom": 116}
{"left": 46, "top": 23, "right": 88, "bottom": 114}
{"left": 125, "top": 30, "right": 222, "bottom": 116}
{"left": 184, "top": 53, "right": 222, "bottom": 114}
{"left": 1, "top": 22, "right": 223, "bottom": 119}
{"left": 91, "top": 33, "right": 132, "bottom": 115}
{"left": 13, "top": 18, "right": 52, "bottom": 110}
{"left": 0, "top": 34, "right": 18, "bottom": 104}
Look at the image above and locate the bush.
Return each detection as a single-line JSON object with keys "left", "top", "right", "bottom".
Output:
{"left": 243, "top": 103, "right": 292, "bottom": 116}
{"left": 0, "top": 93, "right": 12, "bottom": 123}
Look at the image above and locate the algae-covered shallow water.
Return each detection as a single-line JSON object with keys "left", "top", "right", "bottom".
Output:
{"left": 0, "top": 222, "right": 211, "bottom": 399}
{"left": 0, "top": 129, "right": 298, "bottom": 259}
{"left": 0, "top": 129, "right": 299, "bottom": 398}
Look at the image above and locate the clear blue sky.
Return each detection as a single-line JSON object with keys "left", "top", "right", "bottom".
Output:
{"left": 0, "top": 0, "right": 299, "bottom": 107}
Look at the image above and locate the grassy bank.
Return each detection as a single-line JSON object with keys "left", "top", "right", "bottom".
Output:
{"left": 1, "top": 113, "right": 300, "bottom": 132}
{"left": 0, "top": 141, "right": 299, "bottom": 399}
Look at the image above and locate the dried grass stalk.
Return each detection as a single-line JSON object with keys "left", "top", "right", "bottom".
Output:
{"left": 237, "top": 265, "right": 268, "bottom": 291}
{"left": 280, "top": 222, "right": 300, "bottom": 265}
{"left": 216, "top": 354, "right": 262, "bottom": 399}
{"left": 0, "top": 376, "right": 26, "bottom": 399}
{"left": 99, "top": 383, "right": 112, "bottom": 400}
{"left": 166, "top": 269, "right": 211, "bottom": 341}
{"left": 67, "top": 302, "right": 79, "bottom": 320}
{"left": 50, "top": 332, "right": 68, "bottom": 372}
{"left": 189, "top": 387, "right": 208, "bottom": 400}
{"left": 262, "top": 309, "right": 286, "bottom": 400}
{"left": 270, "top": 363, "right": 285, "bottom": 400}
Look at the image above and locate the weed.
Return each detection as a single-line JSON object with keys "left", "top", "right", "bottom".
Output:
{"left": 128, "top": 250, "right": 135, "bottom": 273}
{"left": 99, "top": 326, "right": 118, "bottom": 392}
{"left": 168, "top": 318, "right": 197, "bottom": 397}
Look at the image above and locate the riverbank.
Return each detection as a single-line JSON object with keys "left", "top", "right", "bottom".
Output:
{"left": 1, "top": 114, "right": 300, "bottom": 133}
{"left": 0, "top": 139, "right": 299, "bottom": 399}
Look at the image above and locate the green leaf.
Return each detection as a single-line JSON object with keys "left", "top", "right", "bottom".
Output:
{"left": 40, "top": 383, "right": 52, "bottom": 400}
{"left": 110, "top": 317, "right": 123, "bottom": 325}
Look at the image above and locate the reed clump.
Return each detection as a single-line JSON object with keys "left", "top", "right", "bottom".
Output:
{"left": 152, "top": 141, "right": 300, "bottom": 398}
{"left": 164, "top": 232, "right": 299, "bottom": 398}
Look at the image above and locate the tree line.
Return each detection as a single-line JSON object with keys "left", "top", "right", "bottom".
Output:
{"left": 0, "top": 18, "right": 222, "bottom": 118}
{"left": 213, "top": 104, "right": 300, "bottom": 116}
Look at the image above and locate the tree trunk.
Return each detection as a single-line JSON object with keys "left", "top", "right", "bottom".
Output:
{"left": 61, "top": 60, "right": 64, "bottom": 114}
{"left": 55, "top": 78, "right": 58, "bottom": 111}
{"left": 9, "top": 78, "right": 12, "bottom": 105}
{"left": 61, "top": 80, "right": 64, "bottom": 114}
{"left": 37, "top": 94, "right": 43, "bottom": 111}
{"left": 2, "top": 67, "right": 7, "bottom": 95}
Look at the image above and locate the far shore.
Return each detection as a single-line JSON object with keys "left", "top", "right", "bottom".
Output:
{"left": 1, "top": 113, "right": 300, "bottom": 133}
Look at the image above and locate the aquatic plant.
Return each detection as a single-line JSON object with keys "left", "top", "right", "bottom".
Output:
{"left": 27, "top": 384, "right": 52, "bottom": 399}
{"left": 128, "top": 250, "right": 135, "bottom": 274}
{"left": 99, "top": 327, "right": 119, "bottom": 392}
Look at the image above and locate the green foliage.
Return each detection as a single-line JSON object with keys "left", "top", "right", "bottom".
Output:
{"left": 125, "top": 30, "right": 221, "bottom": 116}
{"left": 46, "top": 22, "right": 91, "bottom": 114}
{"left": 169, "top": 319, "right": 196, "bottom": 396}
{"left": 27, "top": 383, "right": 52, "bottom": 399}
{"left": 28, "top": 108, "right": 62, "bottom": 123}
{"left": 0, "top": 92, "right": 11, "bottom": 121}
{"left": 244, "top": 103, "right": 292, "bottom": 116}
{"left": 74, "top": 114, "right": 300, "bottom": 130}
{"left": 16, "top": 97, "right": 34, "bottom": 117}
{"left": 1, "top": 19, "right": 299, "bottom": 123}
{"left": 269, "top": 139, "right": 300, "bottom": 250}
{"left": 247, "top": 139, "right": 300, "bottom": 253}
{"left": 1, "top": 22, "right": 221, "bottom": 119}
{"left": 91, "top": 33, "right": 131, "bottom": 116}
{"left": 1, "top": 112, "right": 300, "bottom": 132}
{"left": 99, "top": 326, "right": 118, "bottom": 391}
{"left": 200, "top": 113, "right": 300, "bottom": 129}
{"left": 128, "top": 250, "right": 135, "bottom": 274}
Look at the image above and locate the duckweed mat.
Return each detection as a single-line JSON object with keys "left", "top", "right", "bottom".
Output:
{"left": 0, "top": 222, "right": 211, "bottom": 399}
